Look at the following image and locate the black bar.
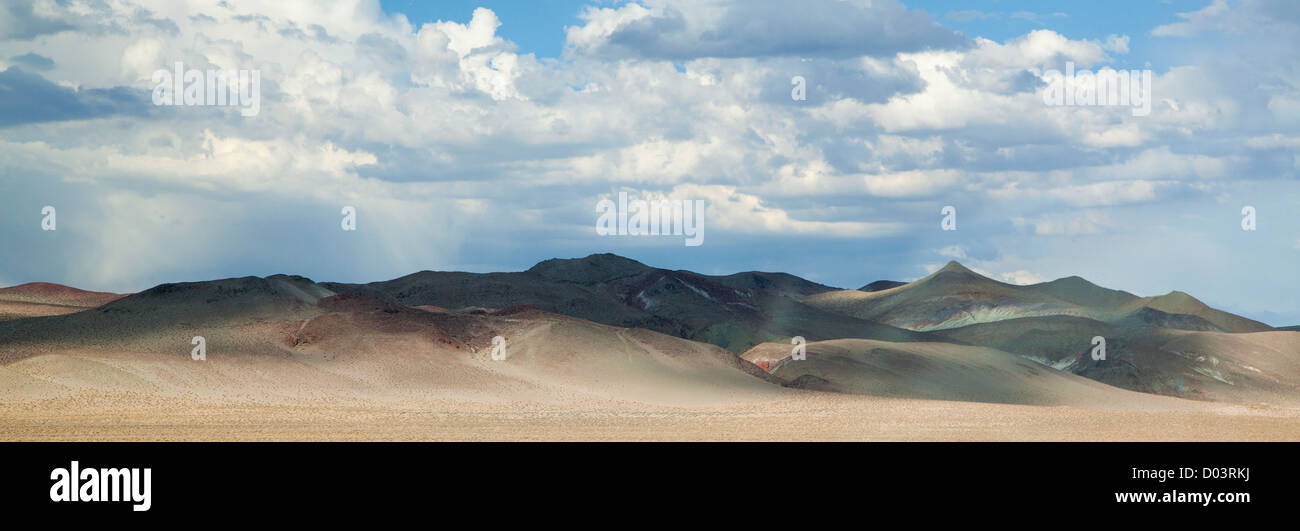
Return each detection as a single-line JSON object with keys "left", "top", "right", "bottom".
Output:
{"left": 2, "top": 442, "right": 1289, "bottom": 520}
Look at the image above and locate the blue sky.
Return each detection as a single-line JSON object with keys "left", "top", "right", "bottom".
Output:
{"left": 380, "top": 0, "right": 592, "bottom": 58}
{"left": 379, "top": 1, "right": 1199, "bottom": 65}
{"left": 2, "top": 0, "right": 1299, "bottom": 325}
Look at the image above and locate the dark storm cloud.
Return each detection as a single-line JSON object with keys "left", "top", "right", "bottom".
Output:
{"left": 0, "top": 1, "right": 75, "bottom": 40}
{"left": 0, "top": 67, "right": 151, "bottom": 128}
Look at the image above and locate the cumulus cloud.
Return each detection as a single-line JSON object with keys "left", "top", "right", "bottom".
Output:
{"left": 994, "top": 269, "right": 1045, "bottom": 285}
{"left": 965, "top": 29, "right": 1116, "bottom": 70}
{"left": 0, "top": 0, "right": 1296, "bottom": 323}
{"left": 639, "top": 184, "right": 905, "bottom": 238}
{"left": 564, "top": 0, "right": 967, "bottom": 60}
{"left": 990, "top": 180, "right": 1185, "bottom": 207}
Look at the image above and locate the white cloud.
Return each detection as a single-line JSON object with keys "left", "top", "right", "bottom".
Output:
{"left": 996, "top": 269, "right": 1045, "bottom": 285}
{"left": 564, "top": 0, "right": 965, "bottom": 60}
{"left": 1012, "top": 210, "right": 1115, "bottom": 235}
{"left": 936, "top": 245, "right": 967, "bottom": 259}
{"left": 861, "top": 169, "right": 964, "bottom": 197}
{"left": 1246, "top": 134, "right": 1300, "bottom": 149}
{"left": 965, "top": 29, "right": 1113, "bottom": 70}
{"left": 991, "top": 180, "right": 1179, "bottom": 207}
{"left": 1152, "top": 0, "right": 1234, "bottom": 37}
{"left": 1102, "top": 34, "right": 1130, "bottom": 54}
{"left": 1153, "top": 0, "right": 1300, "bottom": 38}
{"left": 0, "top": 0, "right": 1296, "bottom": 327}
{"left": 652, "top": 184, "right": 904, "bottom": 238}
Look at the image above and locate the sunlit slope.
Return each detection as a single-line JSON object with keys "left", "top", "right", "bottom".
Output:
{"left": 933, "top": 316, "right": 1300, "bottom": 404}
{"left": 0, "top": 282, "right": 126, "bottom": 322}
{"left": 803, "top": 261, "right": 1271, "bottom": 333}
{"left": 740, "top": 338, "right": 1195, "bottom": 409}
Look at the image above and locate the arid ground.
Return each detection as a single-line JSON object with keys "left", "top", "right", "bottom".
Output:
{"left": 5, "top": 394, "right": 1299, "bottom": 442}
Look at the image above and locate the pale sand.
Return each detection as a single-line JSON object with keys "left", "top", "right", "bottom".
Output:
{"left": 3, "top": 395, "right": 1298, "bottom": 441}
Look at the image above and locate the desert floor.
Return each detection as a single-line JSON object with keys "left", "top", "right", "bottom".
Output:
{"left": 4, "top": 307, "right": 1298, "bottom": 442}
{"left": 4, "top": 394, "right": 1299, "bottom": 441}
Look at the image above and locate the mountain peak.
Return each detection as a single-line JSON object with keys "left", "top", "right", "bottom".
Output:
{"left": 893, "top": 261, "right": 994, "bottom": 289}
{"left": 1157, "top": 290, "right": 1203, "bottom": 306}
{"left": 937, "top": 261, "right": 978, "bottom": 275}
{"left": 527, "top": 253, "right": 652, "bottom": 283}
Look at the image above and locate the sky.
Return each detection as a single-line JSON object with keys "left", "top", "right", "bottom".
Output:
{"left": 1, "top": 0, "right": 1298, "bottom": 325}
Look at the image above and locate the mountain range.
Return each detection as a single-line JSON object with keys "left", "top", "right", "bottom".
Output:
{"left": 1, "top": 253, "right": 1297, "bottom": 417}
{"left": 319, "top": 253, "right": 930, "bottom": 352}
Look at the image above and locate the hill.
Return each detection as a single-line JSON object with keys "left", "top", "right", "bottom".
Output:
{"left": 0, "top": 282, "right": 125, "bottom": 322}
{"left": 0, "top": 276, "right": 782, "bottom": 408}
{"left": 804, "top": 261, "right": 1271, "bottom": 333}
{"left": 324, "top": 253, "right": 931, "bottom": 353}
{"left": 739, "top": 338, "right": 1195, "bottom": 408}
